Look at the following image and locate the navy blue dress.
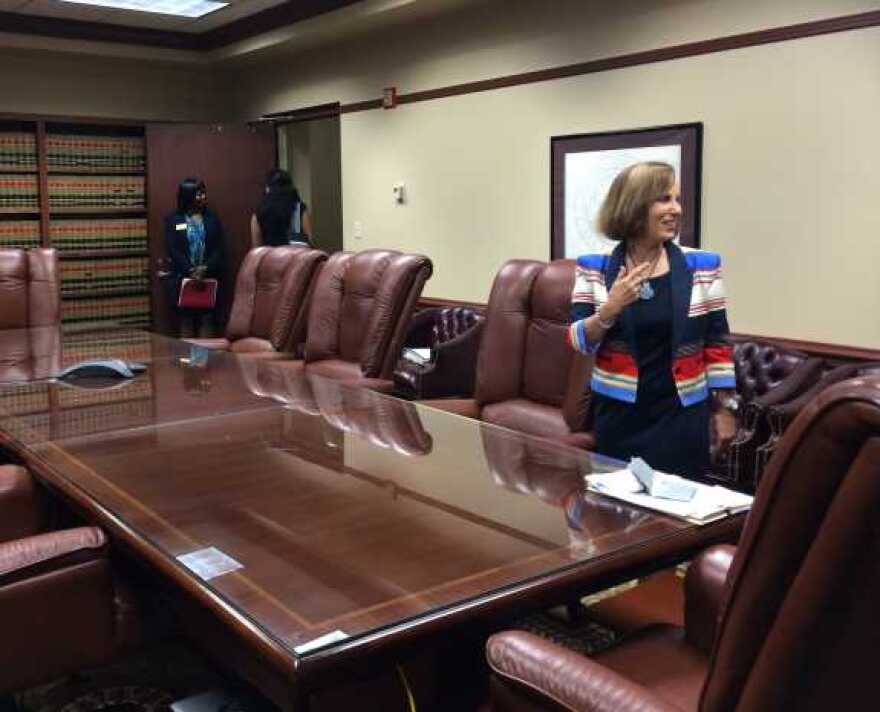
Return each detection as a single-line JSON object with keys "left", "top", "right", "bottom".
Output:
{"left": 593, "top": 272, "right": 710, "bottom": 478}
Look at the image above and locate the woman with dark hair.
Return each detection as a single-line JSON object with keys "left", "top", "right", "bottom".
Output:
{"left": 164, "top": 177, "right": 224, "bottom": 338}
{"left": 567, "top": 161, "right": 737, "bottom": 478}
{"left": 250, "top": 169, "right": 313, "bottom": 247}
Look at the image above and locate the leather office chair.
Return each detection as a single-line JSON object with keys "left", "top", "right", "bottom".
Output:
{"left": 0, "top": 465, "right": 138, "bottom": 693}
{"left": 753, "top": 361, "right": 880, "bottom": 487}
{"left": 280, "top": 249, "right": 433, "bottom": 391}
{"left": 715, "top": 339, "right": 824, "bottom": 488}
{"left": 0, "top": 248, "right": 60, "bottom": 329}
{"left": 191, "top": 246, "right": 327, "bottom": 357}
{"left": 0, "top": 325, "right": 61, "bottom": 383}
{"left": 393, "top": 306, "right": 485, "bottom": 399}
{"left": 423, "top": 260, "right": 593, "bottom": 449}
{"left": 487, "top": 374, "right": 880, "bottom": 712}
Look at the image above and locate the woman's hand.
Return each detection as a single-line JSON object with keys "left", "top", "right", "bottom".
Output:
{"left": 605, "top": 262, "right": 652, "bottom": 316}
{"left": 191, "top": 265, "right": 207, "bottom": 280}
{"left": 711, "top": 409, "right": 738, "bottom": 458}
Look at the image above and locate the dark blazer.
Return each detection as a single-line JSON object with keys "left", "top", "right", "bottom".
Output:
{"left": 164, "top": 207, "right": 224, "bottom": 283}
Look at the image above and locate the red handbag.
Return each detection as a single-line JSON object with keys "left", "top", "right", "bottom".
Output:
{"left": 177, "top": 278, "right": 218, "bottom": 310}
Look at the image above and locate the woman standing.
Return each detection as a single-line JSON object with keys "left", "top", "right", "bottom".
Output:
{"left": 250, "top": 169, "right": 313, "bottom": 248}
{"left": 164, "top": 177, "right": 224, "bottom": 338}
{"left": 567, "top": 162, "right": 738, "bottom": 478}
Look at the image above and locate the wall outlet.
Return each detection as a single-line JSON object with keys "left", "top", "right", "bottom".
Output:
{"left": 353, "top": 221, "right": 363, "bottom": 240}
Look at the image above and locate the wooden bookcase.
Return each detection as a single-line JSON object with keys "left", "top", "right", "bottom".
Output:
{"left": 0, "top": 118, "right": 150, "bottom": 332}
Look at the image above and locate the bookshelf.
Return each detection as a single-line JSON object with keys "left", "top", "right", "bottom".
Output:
{"left": 0, "top": 119, "right": 150, "bottom": 332}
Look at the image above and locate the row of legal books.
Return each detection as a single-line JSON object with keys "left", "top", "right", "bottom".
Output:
{"left": 51, "top": 218, "right": 147, "bottom": 252}
{"left": 62, "top": 329, "right": 153, "bottom": 365}
{"left": 48, "top": 176, "right": 145, "bottom": 209}
{"left": 0, "top": 174, "right": 39, "bottom": 208}
{"left": 61, "top": 294, "right": 151, "bottom": 329}
{"left": 61, "top": 256, "right": 150, "bottom": 296}
{"left": 0, "top": 132, "right": 37, "bottom": 171}
{"left": 0, "top": 220, "right": 40, "bottom": 249}
{"left": 47, "top": 134, "right": 145, "bottom": 172}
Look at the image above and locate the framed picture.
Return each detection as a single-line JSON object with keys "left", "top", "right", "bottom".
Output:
{"left": 551, "top": 123, "right": 702, "bottom": 259}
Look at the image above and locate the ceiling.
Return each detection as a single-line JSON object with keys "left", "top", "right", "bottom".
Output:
{"left": 0, "top": 0, "right": 366, "bottom": 49}
{"left": 0, "top": 0, "right": 289, "bottom": 31}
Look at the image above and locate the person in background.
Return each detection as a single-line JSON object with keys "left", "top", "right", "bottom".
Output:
{"left": 250, "top": 169, "right": 313, "bottom": 247}
{"left": 567, "top": 161, "right": 738, "bottom": 478}
{"left": 164, "top": 177, "right": 224, "bottom": 338}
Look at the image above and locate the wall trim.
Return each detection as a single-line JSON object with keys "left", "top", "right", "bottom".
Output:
{"left": 339, "top": 8, "right": 880, "bottom": 114}
{"left": 417, "top": 298, "right": 880, "bottom": 364}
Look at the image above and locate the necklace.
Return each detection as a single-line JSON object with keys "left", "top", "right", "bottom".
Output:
{"left": 627, "top": 244, "right": 664, "bottom": 300}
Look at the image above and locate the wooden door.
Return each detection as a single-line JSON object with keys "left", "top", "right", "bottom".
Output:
{"left": 147, "top": 123, "right": 275, "bottom": 335}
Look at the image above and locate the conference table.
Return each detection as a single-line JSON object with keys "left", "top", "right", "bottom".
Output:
{"left": 0, "top": 327, "right": 744, "bottom": 710}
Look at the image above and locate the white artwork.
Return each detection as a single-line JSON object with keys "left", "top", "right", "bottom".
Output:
{"left": 564, "top": 145, "right": 682, "bottom": 257}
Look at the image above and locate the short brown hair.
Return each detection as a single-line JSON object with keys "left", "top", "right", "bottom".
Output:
{"left": 596, "top": 162, "right": 675, "bottom": 242}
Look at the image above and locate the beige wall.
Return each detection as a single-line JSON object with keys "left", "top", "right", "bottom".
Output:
{"left": 0, "top": 49, "right": 222, "bottom": 122}
{"left": 230, "top": 0, "right": 880, "bottom": 349}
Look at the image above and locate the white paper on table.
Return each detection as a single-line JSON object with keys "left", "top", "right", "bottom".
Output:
{"left": 585, "top": 470, "right": 753, "bottom": 524}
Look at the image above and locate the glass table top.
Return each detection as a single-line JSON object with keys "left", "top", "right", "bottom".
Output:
{"left": 0, "top": 330, "right": 713, "bottom": 662}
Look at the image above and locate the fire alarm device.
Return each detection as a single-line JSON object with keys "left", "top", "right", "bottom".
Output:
{"left": 382, "top": 87, "right": 398, "bottom": 109}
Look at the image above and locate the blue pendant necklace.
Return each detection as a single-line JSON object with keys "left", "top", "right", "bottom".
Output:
{"left": 627, "top": 245, "right": 664, "bottom": 300}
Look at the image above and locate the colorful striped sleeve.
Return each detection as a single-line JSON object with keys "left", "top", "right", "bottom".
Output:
{"left": 567, "top": 255, "right": 605, "bottom": 355}
{"left": 700, "top": 254, "right": 736, "bottom": 389}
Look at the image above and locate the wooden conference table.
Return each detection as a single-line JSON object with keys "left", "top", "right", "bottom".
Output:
{"left": 0, "top": 327, "right": 743, "bottom": 710}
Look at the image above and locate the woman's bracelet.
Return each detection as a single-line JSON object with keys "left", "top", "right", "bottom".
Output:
{"left": 595, "top": 309, "right": 616, "bottom": 330}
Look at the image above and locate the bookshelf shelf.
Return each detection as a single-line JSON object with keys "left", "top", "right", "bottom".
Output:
{"left": 49, "top": 207, "right": 147, "bottom": 215}
{"left": 0, "top": 167, "right": 37, "bottom": 174}
{"left": 62, "top": 288, "right": 150, "bottom": 301}
{"left": 0, "top": 207, "right": 40, "bottom": 215}
{"left": 59, "top": 249, "right": 150, "bottom": 260}
{"left": 48, "top": 168, "right": 145, "bottom": 176}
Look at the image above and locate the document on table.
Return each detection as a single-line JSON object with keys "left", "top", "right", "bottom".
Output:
{"left": 585, "top": 469, "right": 753, "bottom": 525}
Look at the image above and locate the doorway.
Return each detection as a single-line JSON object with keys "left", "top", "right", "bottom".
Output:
{"left": 277, "top": 114, "right": 343, "bottom": 254}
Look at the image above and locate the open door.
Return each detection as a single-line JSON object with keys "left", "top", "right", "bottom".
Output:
{"left": 276, "top": 114, "right": 343, "bottom": 255}
{"left": 147, "top": 123, "right": 276, "bottom": 335}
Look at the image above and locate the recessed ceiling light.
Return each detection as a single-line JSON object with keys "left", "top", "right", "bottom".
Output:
{"left": 57, "top": 0, "right": 229, "bottom": 18}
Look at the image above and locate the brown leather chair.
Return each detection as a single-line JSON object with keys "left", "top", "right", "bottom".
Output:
{"left": 393, "top": 306, "right": 485, "bottom": 399}
{"left": 753, "top": 361, "right": 880, "bottom": 487}
{"left": 191, "top": 246, "right": 327, "bottom": 357}
{"left": 487, "top": 374, "right": 880, "bottom": 712}
{"left": 0, "top": 248, "right": 60, "bottom": 329}
{"left": 0, "top": 465, "right": 136, "bottom": 694}
{"left": 424, "top": 259, "right": 593, "bottom": 449}
{"left": 279, "top": 249, "right": 433, "bottom": 391}
{"left": 716, "top": 339, "right": 825, "bottom": 488}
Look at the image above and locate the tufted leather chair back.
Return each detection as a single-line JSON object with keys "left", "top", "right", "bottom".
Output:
{"left": 701, "top": 375, "right": 880, "bottom": 712}
{"left": 476, "top": 259, "right": 578, "bottom": 408}
{"left": 226, "top": 246, "right": 327, "bottom": 352}
{"left": 733, "top": 340, "right": 808, "bottom": 403}
{"left": 432, "top": 307, "right": 479, "bottom": 346}
{"left": 0, "top": 249, "right": 59, "bottom": 329}
{"left": 305, "top": 249, "right": 433, "bottom": 379}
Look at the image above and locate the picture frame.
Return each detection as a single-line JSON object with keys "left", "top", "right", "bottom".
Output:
{"left": 550, "top": 123, "right": 703, "bottom": 260}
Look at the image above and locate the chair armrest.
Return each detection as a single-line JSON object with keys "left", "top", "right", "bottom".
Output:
{"left": 0, "top": 465, "right": 47, "bottom": 541}
{"left": 0, "top": 527, "right": 120, "bottom": 694}
{"left": 487, "top": 631, "right": 681, "bottom": 712}
{"left": 684, "top": 544, "right": 736, "bottom": 655}
{"left": 0, "top": 527, "right": 106, "bottom": 585}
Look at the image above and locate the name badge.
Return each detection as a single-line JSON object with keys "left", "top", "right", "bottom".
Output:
{"left": 175, "top": 223, "right": 187, "bottom": 231}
